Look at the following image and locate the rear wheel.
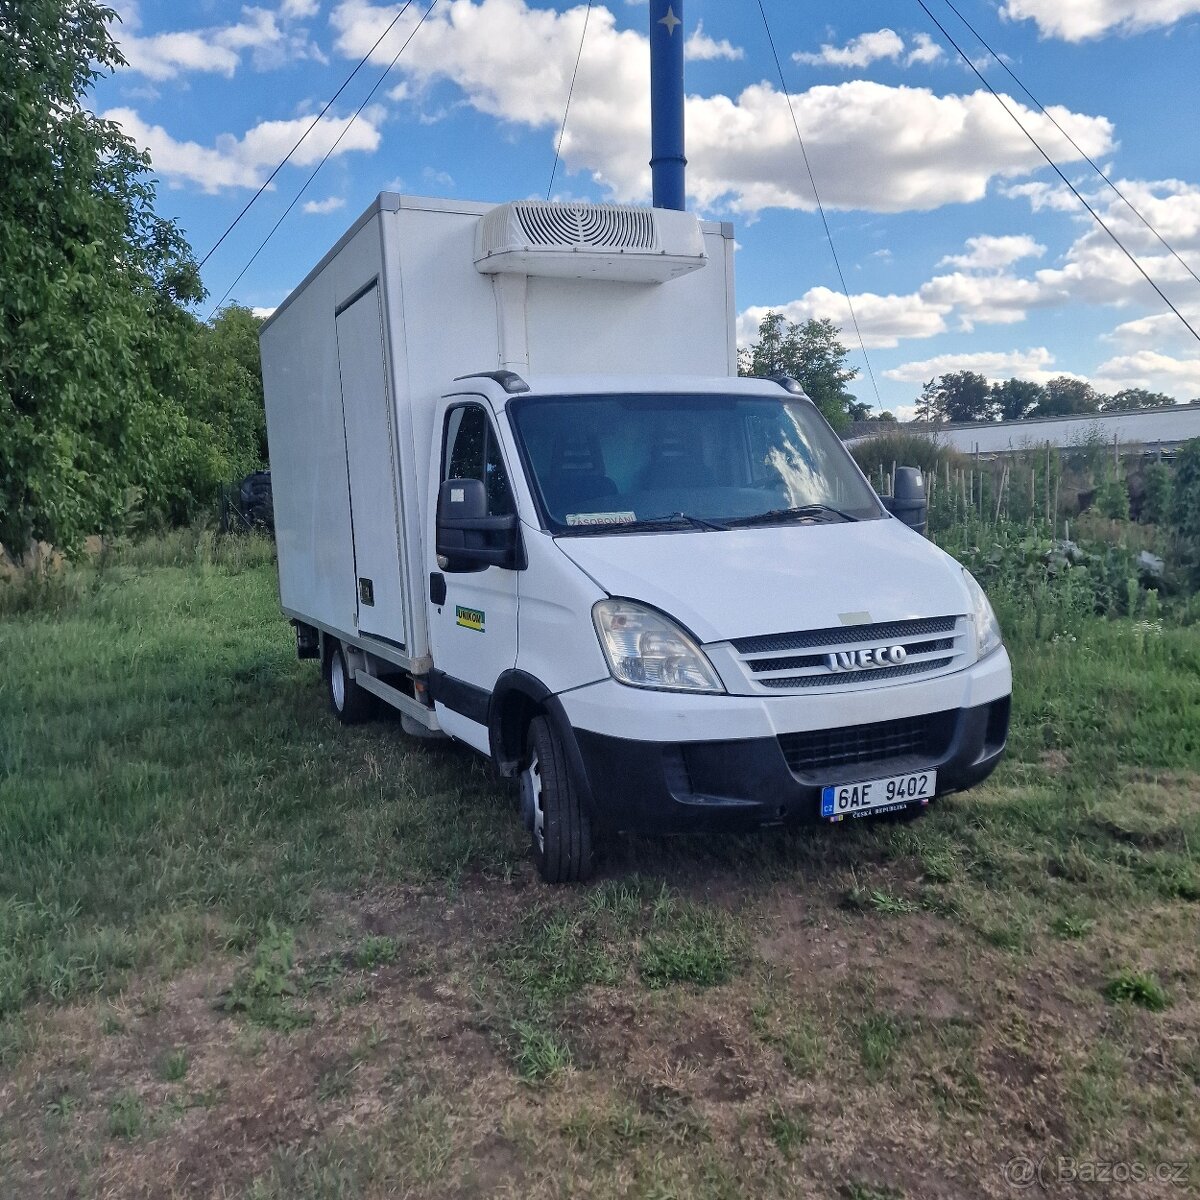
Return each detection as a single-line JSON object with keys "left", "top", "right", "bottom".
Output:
{"left": 327, "top": 642, "right": 376, "bottom": 724}
{"left": 521, "top": 715, "right": 593, "bottom": 884}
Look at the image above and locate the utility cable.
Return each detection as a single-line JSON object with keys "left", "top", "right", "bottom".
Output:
{"left": 937, "top": 0, "right": 1200, "bottom": 289}
{"left": 198, "top": 0, "right": 417, "bottom": 269}
{"left": 547, "top": 0, "right": 593, "bottom": 200}
{"left": 755, "top": 1, "right": 884, "bottom": 411}
{"left": 206, "top": 0, "right": 439, "bottom": 320}
{"left": 913, "top": 0, "right": 1200, "bottom": 345}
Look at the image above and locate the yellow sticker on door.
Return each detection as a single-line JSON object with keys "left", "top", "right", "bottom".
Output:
{"left": 455, "top": 605, "right": 485, "bottom": 632}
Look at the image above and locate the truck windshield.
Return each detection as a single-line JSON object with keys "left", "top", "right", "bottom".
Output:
{"left": 508, "top": 392, "right": 883, "bottom": 533}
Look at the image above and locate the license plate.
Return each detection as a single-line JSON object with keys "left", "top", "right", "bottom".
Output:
{"left": 821, "top": 769, "right": 936, "bottom": 821}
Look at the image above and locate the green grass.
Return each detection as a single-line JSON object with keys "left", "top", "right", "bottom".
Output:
{"left": 2, "top": 533, "right": 1200, "bottom": 1198}
{"left": 1104, "top": 969, "right": 1171, "bottom": 1011}
{"left": 106, "top": 1090, "right": 146, "bottom": 1139}
{"left": 158, "top": 1048, "right": 190, "bottom": 1083}
{"left": 0, "top": 545, "right": 522, "bottom": 1015}
{"left": 765, "top": 1101, "right": 811, "bottom": 1157}
{"left": 352, "top": 935, "right": 400, "bottom": 971}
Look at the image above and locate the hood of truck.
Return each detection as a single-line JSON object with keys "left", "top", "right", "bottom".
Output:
{"left": 554, "top": 518, "right": 970, "bottom": 644}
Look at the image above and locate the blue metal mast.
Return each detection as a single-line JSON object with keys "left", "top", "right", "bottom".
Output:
{"left": 649, "top": 0, "right": 686, "bottom": 211}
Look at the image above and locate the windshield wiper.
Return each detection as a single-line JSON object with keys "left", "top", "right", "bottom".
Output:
{"left": 726, "top": 503, "right": 859, "bottom": 527}
{"left": 569, "top": 511, "right": 729, "bottom": 534}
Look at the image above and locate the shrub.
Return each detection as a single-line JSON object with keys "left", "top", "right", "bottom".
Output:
{"left": 1095, "top": 472, "right": 1131, "bottom": 521}
{"left": 1141, "top": 462, "right": 1172, "bottom": 525}
{"left": 850, "top": 432, "right": 962, "bottom": 489}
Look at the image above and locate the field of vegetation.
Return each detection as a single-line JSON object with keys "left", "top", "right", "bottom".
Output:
{"left": 0, "top": 522, "right": 1198, "bottom": 1200}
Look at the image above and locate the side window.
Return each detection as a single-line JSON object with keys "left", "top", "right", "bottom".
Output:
{"left": 443, "top": 404, "right": 515, "bottom": 516}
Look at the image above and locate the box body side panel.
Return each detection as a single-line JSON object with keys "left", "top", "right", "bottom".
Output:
{"left": 261, "top": 216, "right": 388, "bottom": 641}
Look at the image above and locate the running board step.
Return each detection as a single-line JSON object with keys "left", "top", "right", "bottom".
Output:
{"left": 353, "top": 672, "right": 443, "bottom": 733}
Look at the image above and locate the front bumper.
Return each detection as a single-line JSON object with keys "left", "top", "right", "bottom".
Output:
{"left": 557, "top": 651, "right": 1012, "bottom": 836}
{"left": 572, "top": 697, "right": 1008, "bottom": 835}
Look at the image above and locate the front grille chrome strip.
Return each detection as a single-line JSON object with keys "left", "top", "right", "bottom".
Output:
{"left": 716, "top": 615, "right": 971, "bottom": 695}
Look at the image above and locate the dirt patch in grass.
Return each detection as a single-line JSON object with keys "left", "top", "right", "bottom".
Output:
{"left": 3, "top": 863, "right": 1199, "bottom": 1199}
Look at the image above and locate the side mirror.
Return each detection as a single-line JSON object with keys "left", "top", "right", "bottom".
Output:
{"left": 436, "top": 478, "right": 524, "bottom": 572}
{"left": 882, "top": 466, "right": 927, "bottom": 535}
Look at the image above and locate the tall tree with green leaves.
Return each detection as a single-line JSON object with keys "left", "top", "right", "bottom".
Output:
{"left": 1036, "top": 377, "right": 1103, "bottom": 416}
{"left": 992, "top": 378, "right": 1045, "bottom": 421}
{"left": 914, "top": 372, "right": 994, "bottom": 423}
{"left": 738, "top": 311, "right": 860, "bottom": 430}
{"left": 1, "top": 0, "right": 204, "bottom": 554}
{"left": 1103, "top": 388, "right": 1175, "bottom": 412}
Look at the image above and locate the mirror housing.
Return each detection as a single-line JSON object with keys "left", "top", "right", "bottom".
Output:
{"left": 882, "top": 466, "right": 927, "bottom": 535}
{"left": 436, "top": 478, "right": 524, "bottom": 572}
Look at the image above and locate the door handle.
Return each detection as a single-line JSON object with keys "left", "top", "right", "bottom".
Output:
{"left": 429, "top": 572, "right": 447, "bottom": 606}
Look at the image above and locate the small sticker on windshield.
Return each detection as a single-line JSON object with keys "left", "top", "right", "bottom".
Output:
{"left": 565, "top": 511, "right": 637, "bottom": 527}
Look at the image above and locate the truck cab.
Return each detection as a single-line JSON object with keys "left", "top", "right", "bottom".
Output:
{"left": 423, "top": 371, "right": 1010, "bottom": 880}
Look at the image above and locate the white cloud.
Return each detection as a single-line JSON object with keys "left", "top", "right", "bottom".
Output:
{"left": 302, "top": 196, "right": 346, "bottom": 214}
{"left": 884, "top": 347, "right": 1066, "bottom": 384}
{"left": 105, "top": 107, "right": 383, "bottom": 192}
{"left": 1001, "top": 181, "right": 1081, "bottom": 213}
{"left": 685, "top": 21, "right": 742, "bottom": 62}
{"left": 938, "top": 234, "right": 1046, "bottom": 270}
{"left": 1000, "top": 177, "right": 1200, "bottom": 322}
{"left": 737, "top": 173, "right": 1200, "bottom": 363}
{"left": 112, "top": 1, "right": 323, "bottom": 80}
{"left": 1001, "top": 0, "right": 1200, "bottom": 42}
{"left": 1092, "top": 351, "right": 1200, "bottom": 398}
{"left": 922, "top": 271, "right": 1055, "bottom": 329}
{"left": 251, "top": 305, "right": 277, "bottom": 319}
{"left": 330, "top": 0, "right": 1114, "bottom": 214}
{"left": 905, "top": 33, "right": 945, "bottom": 66}
{"left": 1106, "top": 308, "right": 1200, "bottom": 350}
{"left": 738, "top": 288, "right": 950, "bottom": 351}
{"left": 794, "top": 28, "right": 905, "bottom": 68}
{"left": 792, "top": 28, "right": 945, "bottom": 69}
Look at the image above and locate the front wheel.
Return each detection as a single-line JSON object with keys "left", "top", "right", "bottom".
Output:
{"left": 520, "top": 715, "right": 593, "bottom": 884}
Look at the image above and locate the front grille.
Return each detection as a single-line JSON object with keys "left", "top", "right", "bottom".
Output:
{"left": 745, "top": 638, "right": 955, "bottom": 674}
{"left": 759, "top": 658, "right": 956, "bottom": 688}
{"left": 733, "top": 616, "right": 957, "bottom": 656}
{"left": 779, "top": 711, "right": 956, "bottom": 775}
{"left": 724, "top": 615, "right": 968, "bottom": 693}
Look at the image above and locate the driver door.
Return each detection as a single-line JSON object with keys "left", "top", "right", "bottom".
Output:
{"left": 428, "top": 400, "right": 520, "bottom": 752}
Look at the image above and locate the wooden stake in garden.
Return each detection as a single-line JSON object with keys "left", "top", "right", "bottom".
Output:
{"left": 1045, "top": 444, "right": 1052, "bottom": 524}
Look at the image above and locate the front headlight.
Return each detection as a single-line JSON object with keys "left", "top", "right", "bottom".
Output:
{"left": 592, "top": 599, "right": 725, "bottom": 693}
{"left": 963, "top": 569, "right": 1003, "bottom": 659}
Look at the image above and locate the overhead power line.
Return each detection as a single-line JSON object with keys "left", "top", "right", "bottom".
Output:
{"left": 206, "top": 1, "right": 439, "bottom": 320}
{"left": 755, "top": 1, "right": 884, "bottom": 412}
{"left": 547, "top": 0, "right": 593, "bottom": 200}
{"left": 198, "top": 0, "right": 418, "bottom": 269}
{"left": 936, "top": 0, "right": 1200, "bottom": 290}
{"left": 913, "top": 0, "right": 1200, "bottom": 346}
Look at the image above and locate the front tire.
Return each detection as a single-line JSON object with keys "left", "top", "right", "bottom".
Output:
{"left": 521, "top": 715, "right": 593, "bottom": 884}
{"left": 327, "top": 642, "right": 375, "bottom": 725}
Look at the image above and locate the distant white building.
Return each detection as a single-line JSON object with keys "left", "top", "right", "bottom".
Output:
{"left": 849, "top": 402, "right": 1200, "bottom": 457}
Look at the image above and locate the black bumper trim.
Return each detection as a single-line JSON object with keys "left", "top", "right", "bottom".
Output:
{"left": 573, "top": 697, "right": 1010, "bottom": 836}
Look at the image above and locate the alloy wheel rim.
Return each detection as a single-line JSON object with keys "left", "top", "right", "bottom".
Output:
{"left": 331, "top": 654, "right": 346, "bottom": 710}
{"left": 525, "top": 750, "right": 545, "bottom": 853}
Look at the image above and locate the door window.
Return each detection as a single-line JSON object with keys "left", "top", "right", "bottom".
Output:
{"left": 443, "top": 404, "right": 515, "bottom": 515}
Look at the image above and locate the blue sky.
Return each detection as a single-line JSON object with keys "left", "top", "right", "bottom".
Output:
{"left": 93, "top": 0, "right": 1200, "bottom": 414}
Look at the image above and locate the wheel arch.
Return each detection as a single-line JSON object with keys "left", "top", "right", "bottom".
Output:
{"left": 489, "top": 671, "right": 598, "bottom": 824}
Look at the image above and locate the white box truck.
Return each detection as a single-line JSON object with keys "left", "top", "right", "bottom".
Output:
{"left": 260, "top": 192, "right": 1012, "bottom": 883}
